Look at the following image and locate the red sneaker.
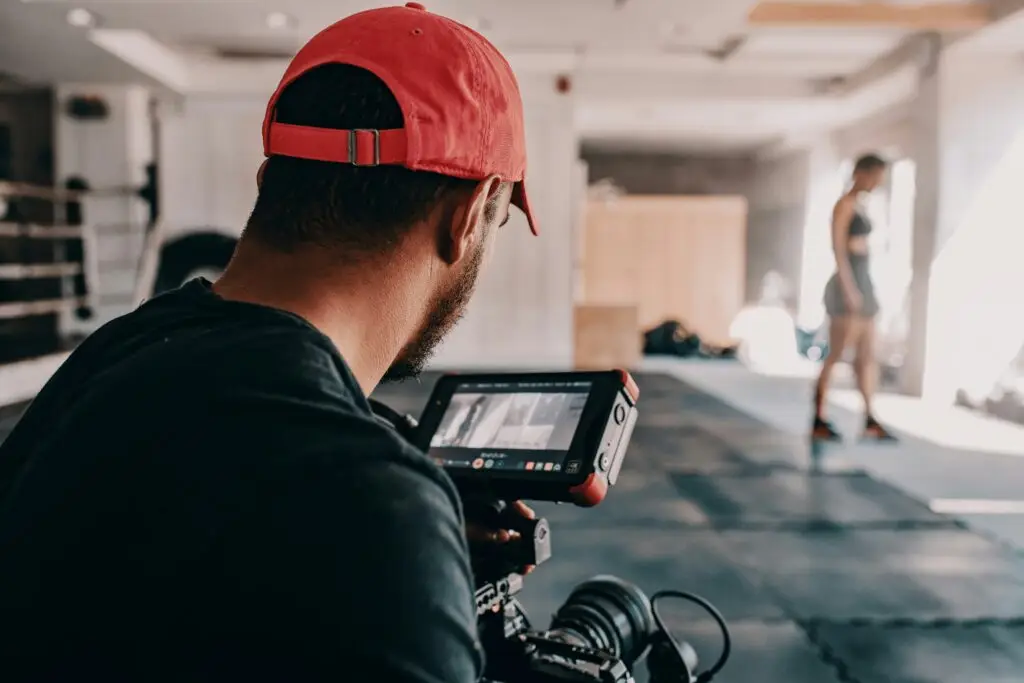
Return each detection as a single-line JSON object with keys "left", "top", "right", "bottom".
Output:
{"left": 811, "top": 417, "right": 843, "bottom": 442}
{"left": 863, "top": 417, "right": 898, "bottom": 442}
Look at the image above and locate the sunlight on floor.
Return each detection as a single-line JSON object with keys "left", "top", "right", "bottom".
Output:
{"left": 641, "top": 358, "right": 1024, "bottom": 549}
{"left": 641, "top": 357, "right": 1024, "bottom": 459}
{"left": 828, "top": 389, "right": 1024, "bottom": 457}
{"left": 670, "top": 354, "right": 1024, "bottom": 457}
{"left": 931, "top": 499, "right": 1024, "bottom": 515}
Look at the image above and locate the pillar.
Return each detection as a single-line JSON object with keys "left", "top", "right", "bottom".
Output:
{"left": 796, "top": 138, "right": 843, "bottom": 330}
{"left": 900, "top": 34, "right": 943, "bottom": 398}
{"left": 902, "top": 36, "right": 1024, "bottom": 404}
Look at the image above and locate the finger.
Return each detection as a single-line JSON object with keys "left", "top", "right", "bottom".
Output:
{"left": 489, "top": 529, "right": 512, "bottom": 543}
{"left": 511, "top": 500, "right": 536, "bottom": 519}
{"left": 466, "top": 525, "right": 512, "bottom": 543}
{"left": 522, "top": 564, "right": 536, "bottom": 575}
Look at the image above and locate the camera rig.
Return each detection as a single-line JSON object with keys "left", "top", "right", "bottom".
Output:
{"left": 368, "top": 393, "right": 732, "bottom": 683}
{"left": 469, "top": 498, "right": 634, "bottom": 683}
{"left": 465, "top": 498, "right": 729, "bottom": 683}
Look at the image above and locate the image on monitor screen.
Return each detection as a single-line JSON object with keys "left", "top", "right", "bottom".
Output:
{"left": 431, "top": 390, "right": 588, "bottom": 452}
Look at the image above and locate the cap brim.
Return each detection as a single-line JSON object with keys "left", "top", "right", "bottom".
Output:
{"left": 511, "top": 181, "right": 538, "bottom": 235}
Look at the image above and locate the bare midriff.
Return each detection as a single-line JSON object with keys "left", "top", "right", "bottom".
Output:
{"left": 847, "top": 234, "right": 869, "bottom": 255}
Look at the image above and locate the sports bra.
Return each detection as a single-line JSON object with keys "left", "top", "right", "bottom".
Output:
{"left": 848, "top": 212, "right": 872, "bottom": 237}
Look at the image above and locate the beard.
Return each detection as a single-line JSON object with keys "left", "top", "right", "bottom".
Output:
{"left": 381, "top": 237, "right": 486, "bottom": 383}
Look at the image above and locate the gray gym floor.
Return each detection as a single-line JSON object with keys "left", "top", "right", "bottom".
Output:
{"left": 372, "top": 372, "right": 1024, "bottom": 683}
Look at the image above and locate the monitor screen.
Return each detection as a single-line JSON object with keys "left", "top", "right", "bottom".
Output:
{"left": 429, "top": 379, "right": 592, "bottom": 474}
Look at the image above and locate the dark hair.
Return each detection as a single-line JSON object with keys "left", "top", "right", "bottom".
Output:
{"left": 853, "top": 153, "right": 887, "bottom": 174}
{"left": 245, "top": 64, "right": 499, "bottom": 253}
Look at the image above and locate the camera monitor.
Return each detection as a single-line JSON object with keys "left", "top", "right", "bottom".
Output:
{"left": 415, "top": 371, "right": 639, "bottom": 506}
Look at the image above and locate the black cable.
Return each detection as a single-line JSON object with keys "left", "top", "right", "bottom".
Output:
{"left": 650, "top": 590, "right": 731, "bottom": 683}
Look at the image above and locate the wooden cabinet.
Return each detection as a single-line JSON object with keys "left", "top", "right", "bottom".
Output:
{"left": 576, "top": 195, "right": 747, "bottom": 363}
{"left": 573, "top": 304, "right": 640, "bottom": 370}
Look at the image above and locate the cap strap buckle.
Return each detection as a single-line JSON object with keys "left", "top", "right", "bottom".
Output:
{"left": 348, "top": 129, "right": 381, "bottom": 167}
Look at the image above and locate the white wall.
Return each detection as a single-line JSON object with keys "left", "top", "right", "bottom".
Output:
{"left": 55, "top": 84, "right": 153, "bottom": 333}
{"left": 158, "top": 76, "right": 579, "bottom": 370}
{"left": 159, "top": 96, "right": 265, "bottom": 241}
{"left": 747, "top": 149, "right": 811, "bottom": 308}
{"left": 580, "top": 151, "right": 756, "bottom": 196}
{"left": 796, "top": 141, "right": 845, "bottom": 329}
{"left": 748, "top": 139, "right": 843, "bottom": 329}
{"left": 410, "top": 77, "right": 578, "bottom": 369}
{"left": 919, "top": 50, "right": 1024, "bottom": 402}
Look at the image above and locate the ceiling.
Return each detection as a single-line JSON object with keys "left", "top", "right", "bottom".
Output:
{"left": 1, "top": 0, "right": 1021, "bottom": 153}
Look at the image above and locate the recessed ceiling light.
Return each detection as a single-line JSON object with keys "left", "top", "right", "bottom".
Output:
{"left": 265, "top": 11, "right": 293, "bottom": 30}
{"left": 66, "top": 7, "right": 96, "bottom": 28}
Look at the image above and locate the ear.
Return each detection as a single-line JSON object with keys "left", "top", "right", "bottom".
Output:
{"left": 441, "top": 174, "right": 502, "bottom": 266}
{"left": 256, "top": 159, "right": 268, "bottom": 189}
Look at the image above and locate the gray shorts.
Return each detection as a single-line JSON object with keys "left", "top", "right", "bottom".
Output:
{"left": 823, "top": 256, "right": 879, "bottom": 318}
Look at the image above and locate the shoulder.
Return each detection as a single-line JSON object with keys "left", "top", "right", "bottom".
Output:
{"left": 192, "top": 323, "right": 351, "bottom": 386}
{"left": 197, "top": 350, "right": 464, "bottom": 516}
{"left": 126, "top": 312, "right": 465, "bottom": 515}
{"left": 154, "top": 318, "right": 370, "bottom": 419}
{"left": 834, "top": 194, "right": 857, "bottom": 212}
{"left": 831, "top": 195, "right": 857, "bottom": 222}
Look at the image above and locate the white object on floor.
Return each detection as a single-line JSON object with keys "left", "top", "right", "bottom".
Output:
{"left": 0, "top": 352, "right": 70, "bottom": 407}
{"left": 729, "top": 304, "right": 804, "bottom": 374}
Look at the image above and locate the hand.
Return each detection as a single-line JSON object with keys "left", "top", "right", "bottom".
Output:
{"left": 843, "top": 288, "right": 863, "bottom": 313}
{"left": 465, "top": 500, "right": 537, "bottom": 575}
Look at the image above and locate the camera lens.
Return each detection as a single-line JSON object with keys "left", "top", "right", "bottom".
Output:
{"left": 546, "top": 575, "right": 655, "bottom": 668}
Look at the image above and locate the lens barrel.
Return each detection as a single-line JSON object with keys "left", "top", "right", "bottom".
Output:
{"left": 546, "top": 575, "right": 656, "bottom": 668}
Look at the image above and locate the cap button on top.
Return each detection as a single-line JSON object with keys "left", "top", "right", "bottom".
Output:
{"left": 405, "top": 2, "right": 427, "bottom": 10}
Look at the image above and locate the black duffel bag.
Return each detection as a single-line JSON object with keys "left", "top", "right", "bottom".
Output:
{"left": 643, "top": 320, "right": 701, "bottom": 357}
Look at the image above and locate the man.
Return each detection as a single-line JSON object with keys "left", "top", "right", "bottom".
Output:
{"left": 0, "top": 4, "right": 535, "bottom": 681}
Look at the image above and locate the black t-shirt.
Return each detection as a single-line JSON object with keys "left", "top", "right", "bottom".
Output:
{"left": 0, "top": 280, "right": 482, "bottom": 682}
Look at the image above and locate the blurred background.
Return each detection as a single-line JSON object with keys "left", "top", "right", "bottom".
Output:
{"left": 3, "top": 1, "right": 1024, "bottom": 681}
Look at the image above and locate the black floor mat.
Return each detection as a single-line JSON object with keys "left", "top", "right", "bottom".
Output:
{"left": 637, "top": 620, "right": 842, "bottom": 683}
{"left": 516, "top": 529, "right": 786, "bottom": 623}
{"left": 718, "top": 529, "right": 1024, "bottom": 620}
{"left": 531, "top": 475, "right": 707, "bottom": 530}
{"left": 630, "top": 425, "right": 784, "bottom": 474}
{"left": 669, "top": 471, "right": 952, "bottom": 529}
{"left": 809, "top": 622, "right": 1024, "bottom": 683}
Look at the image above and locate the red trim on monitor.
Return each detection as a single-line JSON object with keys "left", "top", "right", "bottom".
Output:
{"left": 569, "top": 473, "right": 609, "bottom": 507}
{"left": 615, "top": 369, "right": 640, "bottom": 402}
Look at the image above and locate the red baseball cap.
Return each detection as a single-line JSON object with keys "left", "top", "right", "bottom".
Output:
{"left": 262, "top": 2, "right": 537, "bottom": 235}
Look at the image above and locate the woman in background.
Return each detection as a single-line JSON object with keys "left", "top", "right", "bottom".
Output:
{"left": 812, "top": 153, "right": 897, "bottom": 442}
